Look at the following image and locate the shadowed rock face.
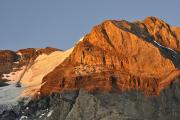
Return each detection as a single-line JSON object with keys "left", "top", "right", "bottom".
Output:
{"left": 143, "top": 17, "right": 180, "bottom": 51}
{"left": 41, "top": 17, "right": 180, "bottom": 96}
{"left": 0, "top": 50, "right": 19, "bottom": 75}
{"left": 49, "top": 78, "right": 180, "bottom": 120}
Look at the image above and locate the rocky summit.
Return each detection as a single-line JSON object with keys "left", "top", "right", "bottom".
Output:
{"left": 0, "top": 17, "right": 180, "bottom": 120}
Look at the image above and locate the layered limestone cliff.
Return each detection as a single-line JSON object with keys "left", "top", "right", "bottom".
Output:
{"left": 41, "top": 17, "right": 180, "bottom": 96}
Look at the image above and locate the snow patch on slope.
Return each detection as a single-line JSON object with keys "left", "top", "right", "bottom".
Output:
{"left": 17, "top": 52, "right": 22, "bottom": 56}
{"left": 153, "top": 40, "right": 178, "bottom": 54}
{"left": 2, "top": 66, "right": 26, "bottom": 83}
{"left": 19, "top": 115, "right": 28, "bottom": 120}
{"left": 0, "top": 84, "right": 25, "bottom": 105}
{"left": 0, "top": 67, "right": 26, "bottom": 105}
{"left": 47, "top": 110, "right": 53, "bottom": 117}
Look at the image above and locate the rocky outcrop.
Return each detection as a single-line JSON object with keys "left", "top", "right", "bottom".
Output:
{"left": 41, "top": 17, "right": 180, "bottom": 96}
{"left": 16, "top": 47, "right": 60, "bottom": 66}
{"left": 0, "top": 50, "right": 19, "bottom": 75}
{"left": 62, "top": 79, "right": 180, "bottom": 120}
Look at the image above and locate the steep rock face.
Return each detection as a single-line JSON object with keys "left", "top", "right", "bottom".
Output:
{"left": 172, "top": 27, "right": 180, "bottom": 40}
{"left": 0, "top": 50, "right": 19, "bottom": 75}
{"left": 41, "top": 17, "right": 180, "bottom": 96}
{"left": 0, "top": 50, "right": 18, "bottom": 63}
{"left": 143, "top": 17, "right": 180, "bottom": 51}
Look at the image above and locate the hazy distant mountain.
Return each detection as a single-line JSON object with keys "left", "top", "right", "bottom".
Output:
{"left": 0, "top": 17, "right": 180, "bottom": 120}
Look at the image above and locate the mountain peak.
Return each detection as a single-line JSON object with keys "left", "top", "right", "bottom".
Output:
{"left": 144, "top": 16, "right": 162, "bottom": 22}
{"left": 40, "top": 17, "right": 180, "bottom": 96}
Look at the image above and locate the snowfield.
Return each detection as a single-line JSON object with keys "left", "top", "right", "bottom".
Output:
{"left": 20, "top": 47, "right": 74, "bottom": 97}
{"left": 0, "top": 83, "right": 25, "bottom": 105}
{"left": 0, "top": 37, "right": 84, "bottom": 106}
{"left": 0, "top": 66, "right": 26, "bottom": 105}
{"left": 2, "top": 66, "right": 26, "bottom": 83}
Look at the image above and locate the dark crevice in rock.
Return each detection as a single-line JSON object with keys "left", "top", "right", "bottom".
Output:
{"left": 110, "top": 75, "right": 118, "bottom": 91}
{"left": 101, "top": 26, "right": 115, "bottom": 49}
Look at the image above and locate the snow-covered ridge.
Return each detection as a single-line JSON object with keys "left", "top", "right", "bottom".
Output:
{"left": 75, "top": 36, "right": 84, "bottom": 45}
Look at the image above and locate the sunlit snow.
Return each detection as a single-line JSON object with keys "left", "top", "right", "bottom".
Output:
{"left": 0, "top": 37, "right": 84, "bottom": 106}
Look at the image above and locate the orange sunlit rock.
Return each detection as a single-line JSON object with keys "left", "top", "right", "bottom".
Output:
{"left": 40, "top": 17, "right": 180, "bottom": 96}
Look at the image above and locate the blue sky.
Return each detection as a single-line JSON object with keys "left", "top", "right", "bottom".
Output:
{"left": 0, "top": 0, "right": 180, "bottom": 51}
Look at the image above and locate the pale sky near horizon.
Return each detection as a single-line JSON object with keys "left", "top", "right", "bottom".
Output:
{"left": 0, "top": 0, "right": 180, "bottom": 51}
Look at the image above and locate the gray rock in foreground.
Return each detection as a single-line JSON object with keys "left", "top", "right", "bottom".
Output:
{"left": 49, "top": 79, "right": 180, "bottom": 120}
